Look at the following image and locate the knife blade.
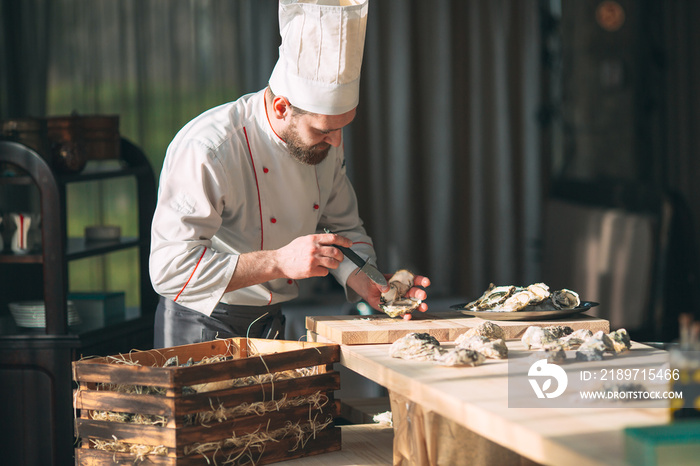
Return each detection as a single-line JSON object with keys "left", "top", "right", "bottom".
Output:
{"left": 323, "top": 228, "right": 388, "bottom": 287}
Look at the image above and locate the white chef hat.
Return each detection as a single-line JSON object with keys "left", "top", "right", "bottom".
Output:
{"left": 268, "top": 0, "right": 369, "bottom": 115}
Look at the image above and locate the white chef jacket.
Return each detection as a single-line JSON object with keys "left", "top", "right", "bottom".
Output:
{"left": 149, "top": 89, "right": 376, "bottom": 316}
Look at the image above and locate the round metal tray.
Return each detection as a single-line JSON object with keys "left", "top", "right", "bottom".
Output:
{"left": 450, "top": 301, "right": 599, "bottom": 321}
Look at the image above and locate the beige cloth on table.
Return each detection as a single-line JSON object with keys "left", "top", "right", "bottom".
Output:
{"left": 389, "top": 391, "right": 539, "bottom": 466}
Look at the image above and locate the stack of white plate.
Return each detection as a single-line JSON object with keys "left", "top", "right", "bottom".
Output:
{"left": 8, "top": 301, "right": 81, "bottom": 328}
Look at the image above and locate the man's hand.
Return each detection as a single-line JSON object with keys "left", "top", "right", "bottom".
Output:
{"left": 225, "top": 233, "right": 351, "bottom": 293}
{"left": 347, "top": 270, "right": 431, "bottom": 320}
{"left": 274, "top": 233, "right": 350, "bottom": 279}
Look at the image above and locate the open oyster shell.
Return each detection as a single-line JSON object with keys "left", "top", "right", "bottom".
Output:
{"left": 463, "top": 282, "right": 581, "bottom": 312}
{"left": 380, "top": 269, "right": 421, "bottom": 318}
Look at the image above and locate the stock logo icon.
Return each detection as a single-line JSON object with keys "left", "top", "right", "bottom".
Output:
{"left": 528, "top": 359, "right": 568, "bottom": 399}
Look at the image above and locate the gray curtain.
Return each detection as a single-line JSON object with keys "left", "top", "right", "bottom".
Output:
{"left": 353, "top": 0, "right": 542, "bottom": 299}
{"left": 0, "top": 0, "right": 51, "bottom": 117}
{"left": 1, "top": 0, "right": 542, "bottom": 304}
{"left": 664, "top": 1, "right": 700, "bottom": 250}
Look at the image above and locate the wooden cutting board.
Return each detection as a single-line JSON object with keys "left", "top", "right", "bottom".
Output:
{"left": 305, "top": 311, "right": 610, "bottom": 345}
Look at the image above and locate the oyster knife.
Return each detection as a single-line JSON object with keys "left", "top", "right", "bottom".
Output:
{"left": 323, "top": 228, "right": 388, "bottom": 287}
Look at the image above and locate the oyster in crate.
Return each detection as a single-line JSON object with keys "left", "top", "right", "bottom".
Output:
{"left": 380, "top": 269, "right": 422, "bottom": 318}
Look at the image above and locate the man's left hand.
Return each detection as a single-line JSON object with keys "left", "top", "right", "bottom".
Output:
{"left": 347, "top": 271, "right": 431, "bottom": 320}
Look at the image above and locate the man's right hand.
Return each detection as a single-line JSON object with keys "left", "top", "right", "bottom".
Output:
{"left": 225, "top": 233, "right": 352, "bottom": 293}
{"left": 275, "top": 233, "right": 351, "bottom": 279}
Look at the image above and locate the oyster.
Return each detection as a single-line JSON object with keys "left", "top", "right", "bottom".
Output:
{"left": 464, "top": 283, "right": 582, "bottom": 312}
{"left": 531, "top": 345, "right": 567, "bottom": 364}
{"left": 591, "top": 330, "right": 615, "bottom": 352}
{"left": 163, "top": 356, "right": 179, "bottom": 367}
{"left": 500, "top": 290, "right": 534, "bottom": 312}
{"left": 380, "top": 269, "right": 422, "bottom": 318}
{"left": 527, "top": 283, "right": 551, "bottom": 303}
{"left": 459, "top": 321, "right": 505, "bottom": 341}
{"left": 389, "top": 332, "right": 441, "bottom": 360}
{"left": 548, "top": 325, "right": 574, "bottom": 339}
{"left": 463, "top": 284, "right": 516, "bottom": 310}
{"left": 558, "top": 329, "right": 593, "bottom": 350}
{"left": 608, "top": 328, "right": 631, "bottom": 353}
{"left": 551, "top": 289, "right": 581, "bottom": 309}
{"left": 575, "top": 335, "right": 610, "bottom": 361}
{"left": 521, "top": 325, "right": 573, "bottom": 349}
{"left": 434, "top": 348, "right": 485, "bottom": 367}
{"left": 522, "top": 327, "right": 553, "bottom": 349}
{"left": 455, "top": 335, "right": 508, "bottom": 359}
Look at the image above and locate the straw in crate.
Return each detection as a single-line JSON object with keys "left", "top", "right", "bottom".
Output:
{"left": 72, "top": 338, "right": 341, "bottom": 465}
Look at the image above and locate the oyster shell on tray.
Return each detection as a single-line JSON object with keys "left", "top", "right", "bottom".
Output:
{"left": 380, "top": 269, "right": 422, "bottom": 318}
{"left": 462, "top": 282, "right": 581, "bottom": 313}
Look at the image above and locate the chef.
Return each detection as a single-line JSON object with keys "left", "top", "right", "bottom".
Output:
{"left": 150, "top": 0, "right": 430, "bottom": 348}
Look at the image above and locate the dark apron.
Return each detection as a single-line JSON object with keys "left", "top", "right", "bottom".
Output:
{"left": 154, "top": 297, "right": 285, "bottom": 348}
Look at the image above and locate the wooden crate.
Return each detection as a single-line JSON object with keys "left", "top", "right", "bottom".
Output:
{"left": 72, "top": 338, "right": 342, "bottom": 465}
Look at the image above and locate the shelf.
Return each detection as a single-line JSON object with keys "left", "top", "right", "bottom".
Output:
{"left": 0, "top": 174, "right": 35, "bottom": 185}
{"left": 1, "top": 157, "right": 151, "bottom": 186}
{"left": 0, "top": 135, "right": 159, "bottom": 466}
{"left": 0, "top": 237, "right": 142, "bottom": 263}
{"left": 59, "top": 164, "right": 152, "bottom": 183}
{"left": 0, "top": 252, "right": 42, "bottom": 263}
{"left": 67, "top": 236, "right": 141, "bottom": 259}
{"left": 0, "top": 138, "right": 157, "bottom": 336}
{"left": 0, "top": 311, "right": 152, "bottom": 341}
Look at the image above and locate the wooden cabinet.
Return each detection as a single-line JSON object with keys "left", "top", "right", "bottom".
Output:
{"left": 0, "top": 139, "right": 158, "bottom": 466}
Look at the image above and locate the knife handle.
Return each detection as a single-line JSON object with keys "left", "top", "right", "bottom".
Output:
{"left": 323, "top": 228, "right": 366, "bottom": 267}
{"left": 336, "top": 244, "right": 365, "bottom": 264}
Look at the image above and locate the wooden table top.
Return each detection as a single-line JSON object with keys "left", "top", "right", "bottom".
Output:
{"left": 306, "top": 311, "right": 610, "bottom": 345}
{"left": 334, "top": 340, "right": 670, "bottom": 466}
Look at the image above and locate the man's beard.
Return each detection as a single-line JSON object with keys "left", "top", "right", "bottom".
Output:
{"left": 281, "top": 125, "right": 331, "bottom": 166}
